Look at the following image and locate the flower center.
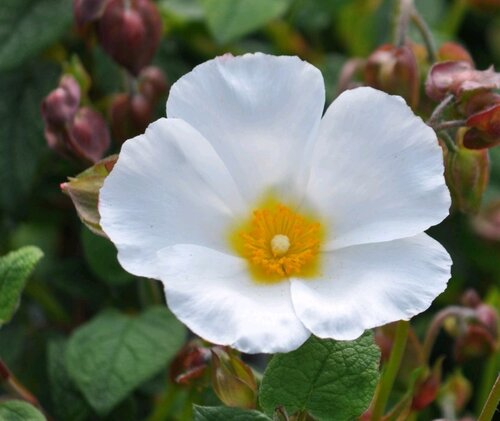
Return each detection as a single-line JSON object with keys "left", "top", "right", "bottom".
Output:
{"left": 238, "top": 204, "right": 322, "bottom": 278}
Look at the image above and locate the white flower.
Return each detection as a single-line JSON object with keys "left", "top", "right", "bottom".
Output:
{"left": 100, "top": 53, "right": 452, "bottom": 354}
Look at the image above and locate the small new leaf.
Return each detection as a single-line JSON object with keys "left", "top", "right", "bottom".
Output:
{"left": 0, "top": 246, "right": 43, "bottom": 326}
{"left": 259, "top": 333, "right": 380, "bottom": 421}
{"left": 66, "top": 307, "right": 186, "bottom": 415}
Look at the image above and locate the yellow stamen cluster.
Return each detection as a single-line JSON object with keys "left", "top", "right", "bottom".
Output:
{"left": 240, "top": 204, "right": 321, "bottom": 277}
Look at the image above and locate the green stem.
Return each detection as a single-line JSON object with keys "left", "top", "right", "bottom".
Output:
{"left": 476, "top": 354, "right": 500, "bottom": 414}
{"left": 441, "top": 0, "right": 468, "bottom": 36}
{"left": 147, "top": 384, "right": 179, "bottom": 421}
{"left": 432, "top": 120, "right": 467, "bottom": 131}
{"left": 439, "top": 130, "right": 459, "bottom": 153}
{"left": 411, "top": 9, "right": 437, "bottom": 63}
{"left": 370, "top": 321, "right": 410, "bottom": 421}
{"left": 478, "top": 375, "right": 500, "bottom": 421}
{"left": 428, "top": 94, "right": 455, "bottom": 126}
{"left": 395, "top": 0, "right": 414, "bottom": 47}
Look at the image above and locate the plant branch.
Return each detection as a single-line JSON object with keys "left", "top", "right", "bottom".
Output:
{"left": 395, "top": 0, "right": 414, "bottom": 47}
{"left": 428, "top": 94, "right": 455, "bottom": 126}
{"left": 422, "top": 306, "right": 476, "bottom": 362}
{"left": 411, "top": 9, "right": 437, "bottom": 63}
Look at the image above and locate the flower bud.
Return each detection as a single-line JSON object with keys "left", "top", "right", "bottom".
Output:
{"left": 41, "top": 75, "right": 81, "bottom": 126}
{"left": 426, "top": 61, "right": 500, "bottom": 102}
{"left": 472, "top": 200, "right": 500, "bottom": 241}
{"left": 444, "top": 132, "right": 489, "bottom": 213}
{"left": 337, "top": 58, "right": 365, "bottom": 94}
{"left": 211, "top": 347, "right": 257, "bottom": 409}
{"left": 463, "top": 103, "right": 500, "bottom": 149}
{"left": 475, "top": 303, "right": 499, "bottom": 338}
{"left": 412, "top": 358, "right": 443, "bottom": 410}
{"left": 138, "top": 66, "right": 168, "bottom": 102}
{"left": 169, "top": 340, "right": 211, "bottom": 386}
{"left": 461, "top": 289, "right": 481, "bottom": 309}
{"left": 61, "top": 155, "right": 118, "bottom": 236}
{"left": 454, "top": 324, "right": 496, "bottom": 362}
{"left": 74, "top": 0, "right": 109, "bottom": 26}
{"left": 97, "top": 0, "right": 162, "bottom": 75}
{"left": 364, "top": 44, "right": 419, "bottom": 108}
{"left": 110, "top": 93, "right": 153, "bottom": 144}
{"left": 68, "top": 107, "right": 111, "bottom": 163}
{"left": 437, "top": 42, "right": 474, "bottom": 64}
{"left": 462, "top": 91, "right": 500, "bottom": 117}
{"left": 438, "top": 371, "right": 472, "bottom": 413}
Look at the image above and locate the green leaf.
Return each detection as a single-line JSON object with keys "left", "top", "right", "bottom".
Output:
{"left": 0, "top": 400, "right": 46, "bottom": 421}
{"left": 0, "top": 0, "right": 72, "bottom": 71}
{"left": 47, "top": 339, "right": 92, "bottom": 421}
{"left": 259, "top": 333, "right": 380, "bottom": 421}
{"left": 158, "top": 0, "right": 205, "bottom": 21}
{"left": 194, "top": 405, "right": 272, "bottom": 421}
{"left": 0, "top": 62, "right": 58, "bottom": 213}
{"left": 81, "top": 227, "right": 133, "bottom": 286}
{"left": 0, "top": 246, "right": 43, "bottom": 325}
{"left": 201, "top": 0, "right": 291, "bottom": 43}
{"left": 66, "top": 307, "right": 186, "bottom": 415}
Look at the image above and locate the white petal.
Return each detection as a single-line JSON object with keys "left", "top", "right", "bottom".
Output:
{"left": 99, "top": 118, "right": 245, "bottom": 278}
{"left": 157, "top": 245, "right": 310, "bottom": 354}
{"left": 304, "top": 87, "right": 450, "bottom": 250}
{"left": 290, "top": 233, "right": 451, "bottom": 340}
{"left": 167, "top": 53, "right": 325, "bottom": 204}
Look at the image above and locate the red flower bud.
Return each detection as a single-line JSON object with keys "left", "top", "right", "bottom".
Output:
{"left": 109, "top": 93, "right": 153, "bottom": 144}
{"left": 472, "top": 200, "right": 500, "bottom": 241}
{"left": 337, "top": 58, "right": 365, "bottom": 94}
{"left": 464, "top": 103, "right": 500, "bottom": 149}
{"left": 364, "top": 44, "right": 419, "bottom": 108}
{"left": 475, "top": 304, "right": 499, "bottom": 339}
{"left": 426, "top": 61, "right": 500, "bottom": 102}
{"left": 454, "top": 324, "right": 496, "bottom": 362}
{"left": 74, "top": 0, "right": 110, "bottom": 26}
{"left": 461, "top": 289, "right": 481, "bottom": 309}
{"left": 437, "top": 42, "right": 474, "bottom": 64}
{"left": 169, "top": 340, "right": 211, "bottom": 386}
{"left": 462, "top": 91, "right": 500, "bottom": 117}
{"left": 97, "top": 0, "right": 162, "bottom": 75}
{"left": 412, "top": 359, "right": 443, "bottom": 410}
{"left": 444, "top": 133, "right": 489, "bottom": 213}
{"left": 138, "top": 66, "right": 168, "bottom": 102}
{"left": 41, "top": 75, "right": 81, "bottom": 126}
{"left": 68, "top": 107, "right": 111, "bottom": 163}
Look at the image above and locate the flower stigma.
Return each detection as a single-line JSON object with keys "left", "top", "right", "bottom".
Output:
{"left": 230, "top": 200, "right": 324, "bottom": 283}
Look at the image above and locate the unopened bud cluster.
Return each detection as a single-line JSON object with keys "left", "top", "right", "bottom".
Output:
{"left": 110, "top": 66, "right": 168, "bottom": 143}
{"left": 426, "top": 54, "right": 500, "bottom": 150}
{"left": 42, "top": 75, "right": 110, "bottom": 163}
{"left": 73, "top": 0, "right": 162, "bottom": 76}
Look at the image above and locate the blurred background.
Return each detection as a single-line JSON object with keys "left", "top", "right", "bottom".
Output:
{"left": 0, "top": 0, "right": 499, "bottom": 420}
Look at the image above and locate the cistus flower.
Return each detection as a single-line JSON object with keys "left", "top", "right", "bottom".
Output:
{"left": 100, "top": 54, "right": 452, "bottom": 354}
